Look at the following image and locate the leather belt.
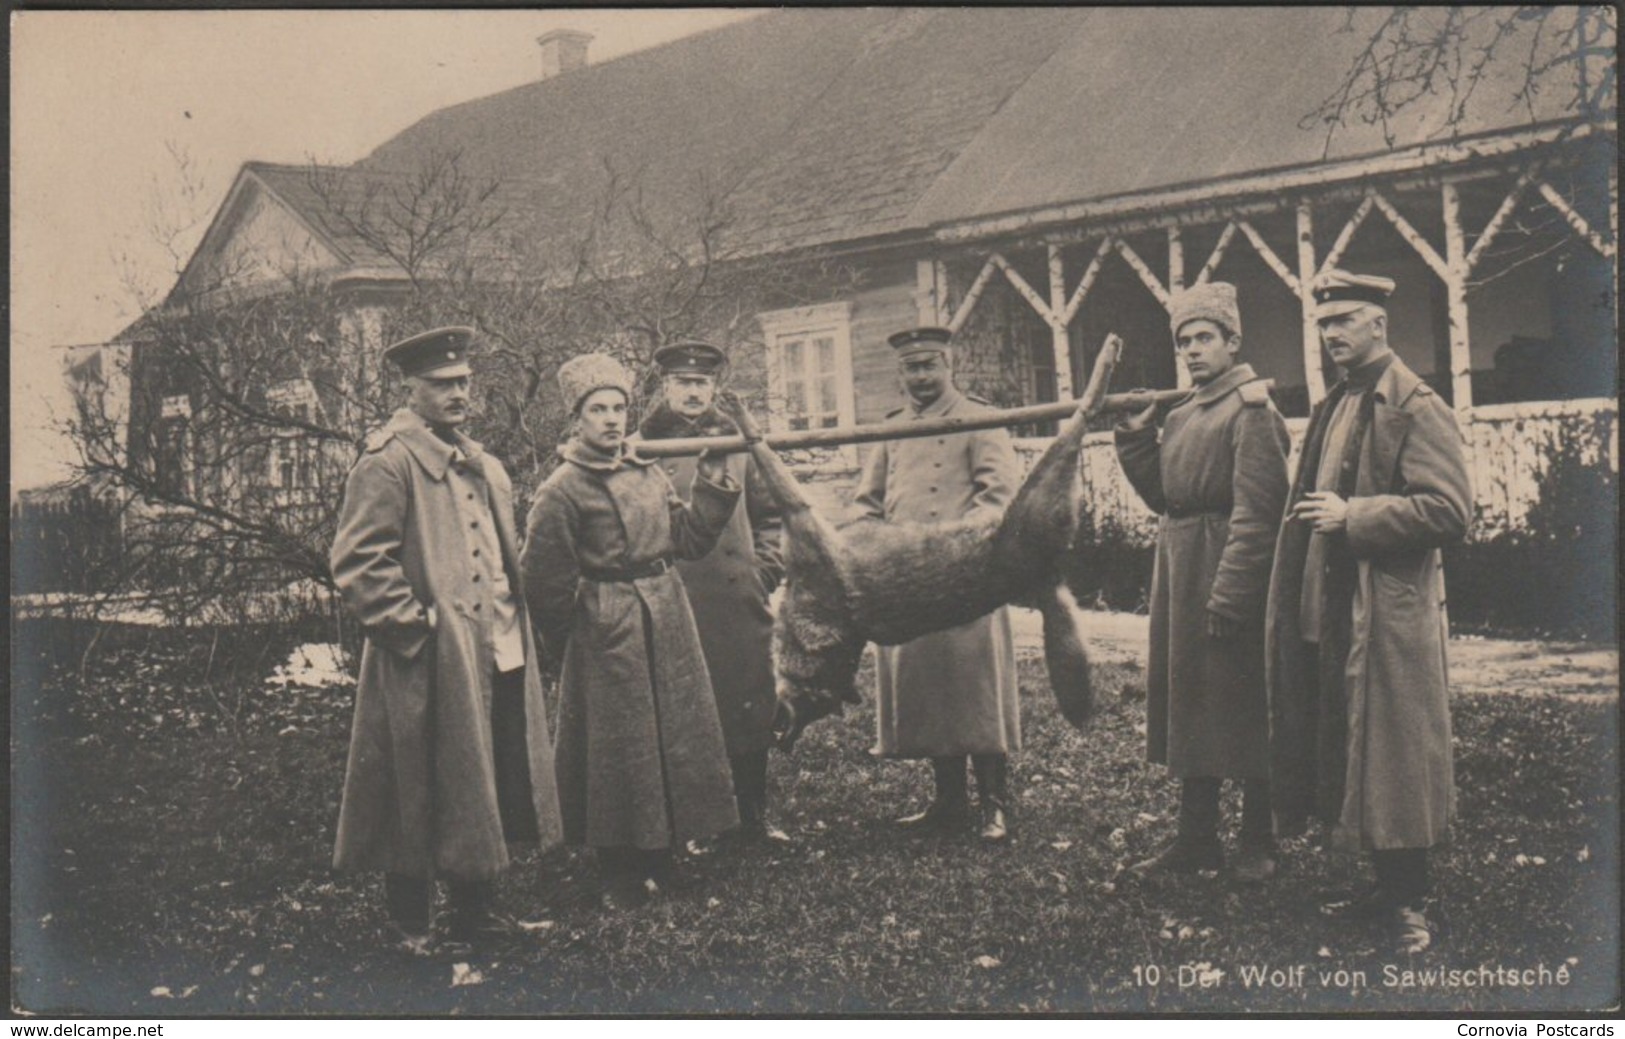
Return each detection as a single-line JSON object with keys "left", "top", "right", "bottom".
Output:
{"left": 582, "top": 556, "right": 674, "bottom": 582}
{"left": 1165, "top": 505, "right": 1231, "bottom": 519}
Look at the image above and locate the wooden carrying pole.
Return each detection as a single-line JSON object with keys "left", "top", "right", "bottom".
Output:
{"left": 633, "top": 385, "right": 1217, "bottom": 458}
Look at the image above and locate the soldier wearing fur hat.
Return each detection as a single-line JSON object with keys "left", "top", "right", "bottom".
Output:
{"left": 633, "top": 341, "right": 788, "bottom": 843}
{"left": 520, "top": 352, "right": 742, "bottom": 908}
{"left": 330, "top": 326, "right": 565, "bottom": 956}
{"left": 1265, "top": 270, "right": 1471, "bottom": 955}
{"left": 853, "top": 326, "right": 1023, "bottom": 842}
{"left": 1115, "top": 283, "right": 1291, "bottom": 884}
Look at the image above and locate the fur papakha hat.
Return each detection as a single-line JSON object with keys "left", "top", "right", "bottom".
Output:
{"left": 1169, "top": 281, "right": 1241, "bottom": 339}
{"left": 558, "top": 352, "right": 633, "bottom": 413}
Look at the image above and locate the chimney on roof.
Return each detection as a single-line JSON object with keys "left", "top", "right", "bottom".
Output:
{"left": 536, "top": 29, "right": 593, "bottom": 80}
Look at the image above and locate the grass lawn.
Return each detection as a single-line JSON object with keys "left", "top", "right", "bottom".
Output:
{"left": 10, "top": 619, "right": 1619, "bottom": 1015}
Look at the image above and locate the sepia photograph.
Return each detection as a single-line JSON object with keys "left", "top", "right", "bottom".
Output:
{"left": 9, "top": 6, "right": 1619, "bottom": 1019}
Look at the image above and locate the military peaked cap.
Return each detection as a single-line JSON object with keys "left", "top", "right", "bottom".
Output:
{"left": 1313, "top": 269, "right": 1396, "bottom": 319}
{"left": 887, "top": 326, "right": 954, "bottom": 358}
{"left": 654, "top": 340, "right": 727, "bottom": 376}
{"left": 383, "top": 326, "right": 476, "bottom": 379}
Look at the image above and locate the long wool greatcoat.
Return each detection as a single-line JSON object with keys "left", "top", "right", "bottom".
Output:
{"left": 1115, "top": 363, "right": 1291, "bottom": 779}
{"left": 521, "top": 439, "right": 741, "bottom": 849}
{"left": 853, "top": 386, "right": 1022, "bottom": 757}
{"left": 635, "top": 406, "right": 785, "bottom": 758}
{"left": 330, "top": 408, "right": 564, "bottom": 882}
{"left": 1266, "top": 355, "right": 1471, "bottom": 850}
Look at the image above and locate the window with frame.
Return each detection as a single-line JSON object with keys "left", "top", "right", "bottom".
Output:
{"left": 266, "top": 380, "right": 320, "bottom": 496}
{"left": 757, "top": 303, "right": 856, "bottom": 436}
{"left": 154, "top": 395, "right": 193, "bottom": 498}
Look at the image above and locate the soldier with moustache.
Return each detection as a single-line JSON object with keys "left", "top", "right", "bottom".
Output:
{"left": 330, "top": 327, "right": 564, "bottom": 955}
{"left": 1266, "top": 270, "right": 1472, "bottom": 955}
{"left": 634, "top": 341, "right": 788, "bottom": 842}
{"left": 853, "top": 326, "right": 1022, "bottom": 842}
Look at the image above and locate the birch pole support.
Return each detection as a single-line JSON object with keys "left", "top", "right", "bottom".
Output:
{"left": 1441, "top": 181, "right": 1475, "bottom": 414}
{"left": 1046, "top": 244, "right": 1078, "bottom": 396}
{"left": 1166, "top": 228, "right": 1190, "bottom": 389}
{"left": 915, "top": 258, "right": 950, "bottom": 325}
{"left": 1296, "top": 201, "right": 1327, "bottom": 405}
{"left": 1167, "top": 227, "right": 1185, "bottom": 294}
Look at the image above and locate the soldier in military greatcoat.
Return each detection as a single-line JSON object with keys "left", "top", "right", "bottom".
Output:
{"left": 633, "top": 342, "right": 788, "bottom": 842}
{"left": 853, "top": 327, "right": 1022, "bottom": 842}
{"left": 521, "top": 353, "right": 742, "bottom": 909}
{"left": 1266, "top": 270, "right": 1472, "bottom": 955}
{"left": 330, "top": 327, "right": 564, "bottom": 956}
{"left": 1114, "top": 283, "right": 1291, "bottom": 883}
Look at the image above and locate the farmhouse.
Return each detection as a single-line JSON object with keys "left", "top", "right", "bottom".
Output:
{"left": 60, "top": 8, "right": 1619, "bottom": 629}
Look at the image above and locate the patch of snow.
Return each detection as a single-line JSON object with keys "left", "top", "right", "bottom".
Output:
{"left": 266, "top": 643, "right": 352, "bottom": 689}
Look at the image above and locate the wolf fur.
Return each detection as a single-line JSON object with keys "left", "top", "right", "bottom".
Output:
{"left": 739, "top": 337, "right": 1122, "bottom": 748}
{"left": 755, "top": 395, "right": 1101, "bottom": 746}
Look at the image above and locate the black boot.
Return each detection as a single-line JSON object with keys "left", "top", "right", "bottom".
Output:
{"left": 445, "top": 876, "right": 517, "bottom": 948}
{"left": 897, "top": 756, "right": 971, "bottom": 831}
{"left": 1130, "top": 777, "right": 1223, "bottom": 876}
{"left": 1234, "top": 778, "right": 1277, "bottom": 882}
{"left": 972, "top": 754, "right": 1011, "bottom": 842}
{"left": 597, "top": 848, "right": 651, "bottom": 910}
{"left": 1376, "top": 849, "right": 1439, "bottom": 955}
{"left": 731, "top": 750, "right": 776, "bottom": 841}
{"left": 384, "top": 873, "right": 434, "bottom": 956}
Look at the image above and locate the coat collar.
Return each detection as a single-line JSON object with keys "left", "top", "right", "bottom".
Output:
{"left": 1188, "top": 362, "right": 1259, "bottom": 406}
{"left": 907, "top": 384, "right": 966, "bottom": 420}
{"left": 638, "top": 402, "right": 739, "bottom": 439}
{"left": 1366, "top": 356, "right": 1425, "bottom": 493}
{"left": 1332, "top": 351, "right": 1397, "bottom": 398}
{"left": 384, "top": 408, "right": 485, "bottom": 481}
{"left": 559, "top": 436, "right": 654, "bottom": 473}
{"left": 1370, "top": 353, "right": 1424, "bottom": 408}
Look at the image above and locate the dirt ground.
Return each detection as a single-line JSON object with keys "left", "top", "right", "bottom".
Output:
{"left": 1009, "top": 607, "right": 1620, "bottom": 700}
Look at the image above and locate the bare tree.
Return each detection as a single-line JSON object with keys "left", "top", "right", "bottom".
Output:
{"left": 63, "top": 149, "right": 859, "bottom": 625}
{"left": 1304, "top": 6, "right": 1617, "bottom": 152}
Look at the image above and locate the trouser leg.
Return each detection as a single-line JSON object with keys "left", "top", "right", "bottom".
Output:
{"left": 384, "top": 873, "right": 433, "bottom": 934}
{"left": 491, "top": 667, "right": 537, "bottom": 842}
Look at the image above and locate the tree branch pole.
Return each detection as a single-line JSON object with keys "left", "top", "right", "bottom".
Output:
{"left": 633, "top": 385, "right": 1226, "bottom": 458}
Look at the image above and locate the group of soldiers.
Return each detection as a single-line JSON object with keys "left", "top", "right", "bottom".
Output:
{"left": 327, "top": 266, "right": 1470, "bottom": 961}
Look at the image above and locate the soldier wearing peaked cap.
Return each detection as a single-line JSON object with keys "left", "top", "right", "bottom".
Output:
{"left": 330, "top": 326, "right": 564, "bottom": 956}
{"left": 853, "top": 326, "right": 1023, "bottom": 842}
{"left": 1266, "top": 269, "right": 1472, "bottom": 955}
{"left": 1115, "top": 283, "right": 1291, "bottom": 885}
{"left": 633, "top": 341, "right": 788, "bottom": 845}
{"left": 521, "top": 351, "right": 744, "bottom": 908}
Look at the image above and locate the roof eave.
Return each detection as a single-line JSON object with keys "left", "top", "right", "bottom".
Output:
{"left": 934, "top": 118, "right": 1615, "bottom": 244}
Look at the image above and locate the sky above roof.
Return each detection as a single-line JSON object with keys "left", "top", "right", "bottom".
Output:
{"left": 10, "top": 9, "right": 763, "bottom": 491}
